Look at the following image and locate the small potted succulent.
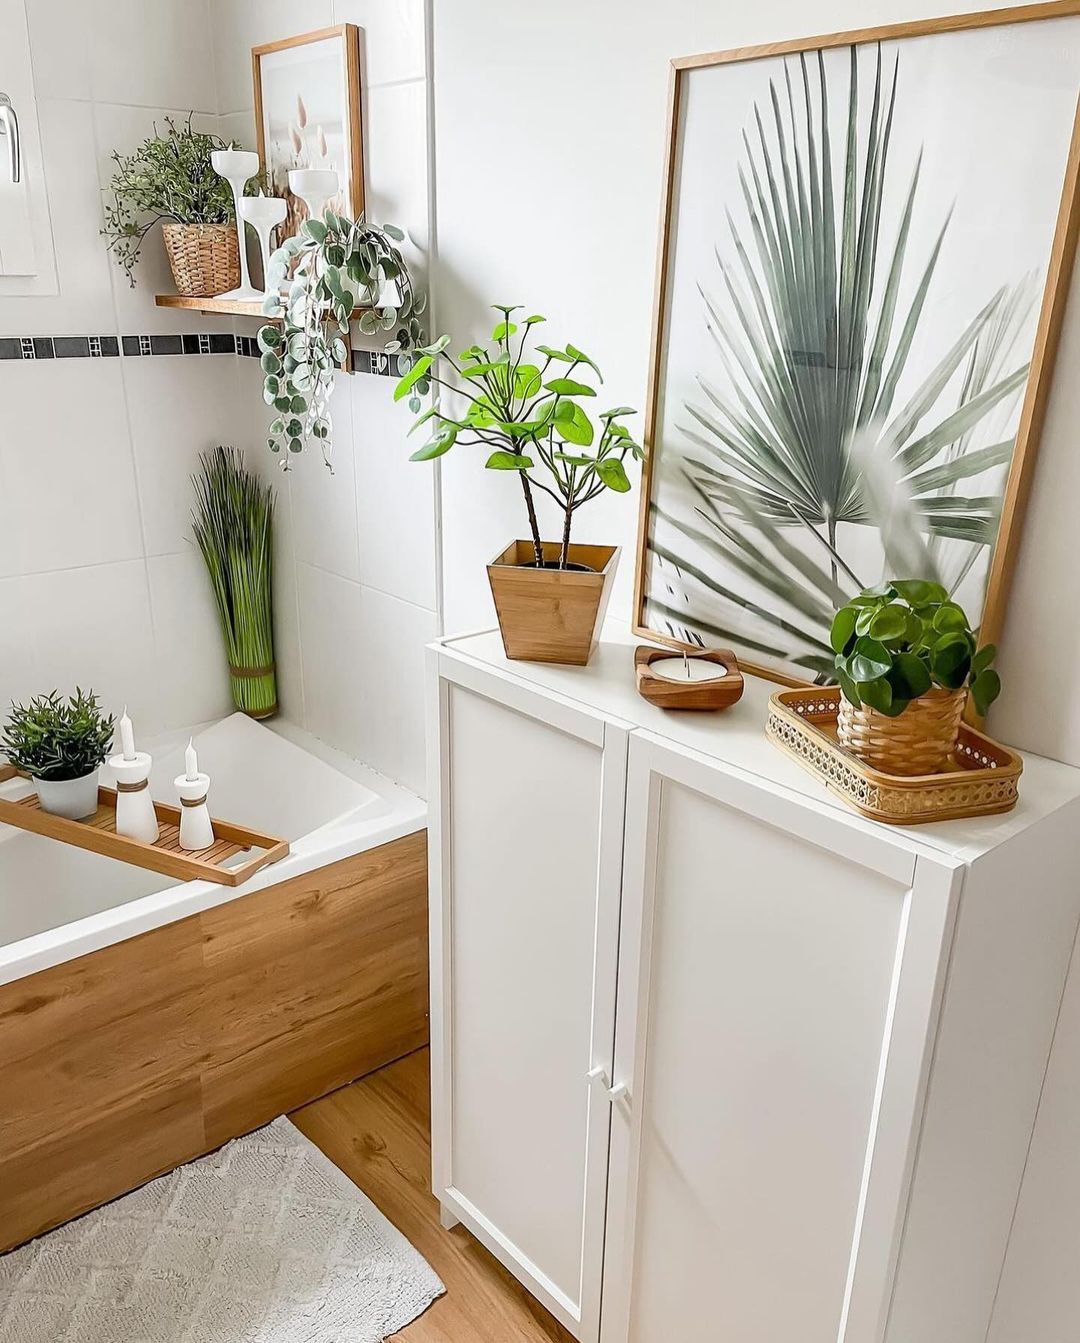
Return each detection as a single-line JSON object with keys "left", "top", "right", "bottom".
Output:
{"left": 1, "top": 690, "right": 115, "bottom": 819}
{"left": 396, "top": 306, "right": 644, "bottom": 665}
{"left": 831, "top": 580, "right": 1001, "bottom": 775}
{"left": 101, "top": 115, "right": 253, "bottom": 296}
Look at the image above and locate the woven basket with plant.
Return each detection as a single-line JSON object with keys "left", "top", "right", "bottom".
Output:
{"left": 101, "top": 115, "right": 251, "bottom": 296}
{"left": 193, "top": 447, "right": 277, "bottom": 719}
{"left": 831, "top": 580, "right": 1001, "bottom": 776}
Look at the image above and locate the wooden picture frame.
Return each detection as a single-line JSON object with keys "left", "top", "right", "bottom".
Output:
{"left": 252, "top": 24, "right": 365, "bottom": 239}
{"left": 633, "top": 1, "right": 1080, "bottom": 689}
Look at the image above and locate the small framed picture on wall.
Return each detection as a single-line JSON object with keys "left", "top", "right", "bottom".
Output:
{"left": 252, "top": 23, "right": 365, "bottom": 241}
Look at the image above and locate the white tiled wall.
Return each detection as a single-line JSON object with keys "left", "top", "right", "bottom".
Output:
{"left": 1, "top": 0, "right": 438, "bottom": 795}
{"left": 0, "top": 0, "right": 241, "bottom": 738}
{"left": 213, "top": 0, "right": 439, "bottom": 795}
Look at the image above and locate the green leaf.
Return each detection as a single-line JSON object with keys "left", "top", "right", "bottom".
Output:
{"left": 929, "top": 633, "right": 972, "bottom": 688}
{"left": 859, "top": 675, "right": 894, "bottom": 713}
{"left": 383, "top": 223, "right": 405, "bottom": 241}
{"left": 971, "top": 668, "right": 1001, "bottom": 717}
{"left": 409, "top": 424, "right": 458, "bottom": 461}
{"left": 485, "top": 450, "right": 534, "bottom": 470}
{"left": 258, "top": 326, "right": 283, "bottom": 351}
{"left": 868, "top": 603, "right": 909, "bottom": 643}
{"left": 565, "top": 343, "right": 603, "bottom": 382}
{"left": 972, "top": 643, "right": 997, "bottom": 677}
{"left": 492, "top": 320, "right": 518, "bottom": 341}
{"left": 891, "top": 579, "right": 949, "bottom": 606}
{"left": 394, "top": 354, "right": 433, "bottom": 402}
{"left": 554, "top": 400, "right": 595, "bottom": 447}
{"left": 304, "top": 218, "right": 328, "bottom": 243}
{"left": 932, "top": 603, "right": 969, "bottom": 633}
{"left": 260, "top": 351, "right": 281, "bottom": 375}
{"left": 889, "top": 652, "right": 931, "bottom": 700}
{"left": 514, "top": 363, "right": 543, "bottom": 399}
{"left": 836, "top": 667, "right": 862, "bottom": 708}
{"left": 830, "top": 607, "right": 857, "bottom": 655}
{"left": 850, "top": 637, "right": 892, "bottom": 684}
{"left": 420, "top": 334, "right": 451, "bottom": 356}
{"left": 553, "top": 452, "right": 594, "bottom": 466}
{"left": 536, "top": 344, "right": 575, "bottom": 363}
{"left": 596, "top": 458, "right": 631, "bottom": 492}
{"left": 523, "top": 314, "right": 546, "bottom": 325}
{"left": 545, "top": 377, "right": 596, "bottom": 397}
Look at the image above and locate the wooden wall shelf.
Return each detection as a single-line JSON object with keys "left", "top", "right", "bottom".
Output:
{"left": 155, "top": 294, "right": 268, "bottom": 317}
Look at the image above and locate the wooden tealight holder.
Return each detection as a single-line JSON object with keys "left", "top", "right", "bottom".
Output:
{"left": 635, "top": 646, "right": 744, "bottom": 711}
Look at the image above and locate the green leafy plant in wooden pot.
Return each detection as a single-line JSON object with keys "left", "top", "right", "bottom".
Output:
{"left": 830, "top": 580, "right": 1001, "bottom": 776}
{"left": 396, "top": 305, "right": 644, "bottom": 666}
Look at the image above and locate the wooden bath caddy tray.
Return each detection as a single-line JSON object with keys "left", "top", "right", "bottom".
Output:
{"left": 765, "top": 687, "right": 1022, "bottom": 826}
{"left": 0, "top": 766, "right": 289, "bottom": 885}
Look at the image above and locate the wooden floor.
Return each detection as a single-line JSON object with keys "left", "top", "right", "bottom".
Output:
{"left": 291, "top": 1048, "right": 575, "bottom": 1342}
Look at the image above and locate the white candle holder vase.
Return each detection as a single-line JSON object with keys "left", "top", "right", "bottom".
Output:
{"left": 110, "top": 752, "right": 160, "bottom": 844}
{"left": 239, "top": 194, "right": 287, "bottom": 299}
{"left": 210, "top": 149, "right": 262, "bottom": 302}
{"left": 174, "top": 772, "right": 215, "bottom": 852}
{"left": 288, "top": 168, "right": 339, "bottom": 226}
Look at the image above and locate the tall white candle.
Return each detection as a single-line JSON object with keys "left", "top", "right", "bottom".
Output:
{"left": 185, "top": 739, "right": 198, "bottom": 782}
{"left": 119, "top": 707, "right": 136, "bottom": 762}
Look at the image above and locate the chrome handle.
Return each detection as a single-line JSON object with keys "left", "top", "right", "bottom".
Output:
{"left": 0, "top": 94, "right": 21, "bottom": 184}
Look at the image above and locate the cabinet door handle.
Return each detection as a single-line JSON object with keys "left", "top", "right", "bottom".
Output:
{"left": 587, "top": 1065, "right": 632, "bottom": 1110}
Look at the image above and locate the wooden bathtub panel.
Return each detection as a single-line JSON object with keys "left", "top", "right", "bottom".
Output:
{"left": 0, "top": 915, "right": 204, "bottom": 1152}
{"left": 1, "top": 1079, "right": 206, "bottom": 1252}
{"left": 0, "top": 829, "right": 429, "bottom": 1254}
{"left": 201, "top": 831, "right": 430, "bottom": 1145}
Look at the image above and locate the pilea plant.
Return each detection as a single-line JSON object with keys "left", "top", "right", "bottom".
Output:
{"left": 258, "top": 212, "right": 426, "bottom": 469}
{"left": 395, "top": 306, "right": 643, "bottom": 567}
{"left": 831, "top": 580, "right": 1001, "bottom": 718}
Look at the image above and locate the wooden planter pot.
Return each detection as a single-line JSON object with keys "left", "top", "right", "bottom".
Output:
{"left": 487, "top": 540, "right": 620, "bottom": 665}
{"left": 837, "top": 686, "right": 967, "bottom": 776}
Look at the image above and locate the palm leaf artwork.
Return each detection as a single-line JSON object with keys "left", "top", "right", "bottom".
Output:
{"left": 645, "top": 44, "right": 1037, "bottom": 680}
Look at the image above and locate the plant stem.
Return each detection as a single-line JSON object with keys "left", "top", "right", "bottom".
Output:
{"left": 560, "top": 500, "right": 574, "bottom": 570}
{"left": 519, "top": 472, "right": 544, "bottom": 566}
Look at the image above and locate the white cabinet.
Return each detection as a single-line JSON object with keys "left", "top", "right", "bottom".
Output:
{"left": 428, "top": 628, "right": 1080, "bottom": 1343}
{"left": 426, "top": 651, "right": 629, "bottom": 1339}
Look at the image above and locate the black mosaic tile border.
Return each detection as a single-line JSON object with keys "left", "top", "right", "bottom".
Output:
{"left": 1, "top": 332, "right": 403, "bottom": 378}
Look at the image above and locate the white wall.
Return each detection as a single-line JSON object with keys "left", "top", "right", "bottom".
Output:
{"left": 212, "top": 0, "right": 438, "bottom": 795}
{"left": 0, "top": 0, "right": 245, "bottom": 737}
{"left": 431, "top": 0, "right": 1080, "bottom": 771}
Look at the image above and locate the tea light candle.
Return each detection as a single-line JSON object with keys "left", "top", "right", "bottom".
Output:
{"left": 648, "top": 653, "right": 729, "bottom": 683}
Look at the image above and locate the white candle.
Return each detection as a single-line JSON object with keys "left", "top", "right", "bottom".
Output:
{"left": 649, "top": 654, "right": 728, "bottom": 683}
{"left": 185, "top": 739, "right": 199, "bottom": 782}
{"left": 119, "top": 707, "right": 136, "bottom": 762}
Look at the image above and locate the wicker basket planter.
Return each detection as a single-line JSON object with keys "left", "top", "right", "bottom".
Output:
{"left": 837, "top": 686, "right": 967, "bottom": 777}
{"left": 162, "top": 222, "right": 240, "bottom": 297}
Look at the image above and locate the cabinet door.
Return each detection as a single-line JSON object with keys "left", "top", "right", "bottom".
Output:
{"left": 428, "top": 651, "right": 628, "bottom": 1341}
{"left": 601, "top": 732, "right": 962, "bottom": 1343}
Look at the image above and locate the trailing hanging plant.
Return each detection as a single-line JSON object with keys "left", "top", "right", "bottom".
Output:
{"left": 101, "top": 115, "right": 253, "bottom": 286}
{"left": 831, "top": 580, "right": 1001, "bottom": 718}
{"left": 1, "top": 689, "right": 114, "bottom": 782}
{"left": 395, "top": 306, "right": 644, "bottom": 567}
{"left": 192, "top": 446, "right": 278, "bottom": 719}
{"left": 258, "top": 212, "right": 426, "bottom": 469}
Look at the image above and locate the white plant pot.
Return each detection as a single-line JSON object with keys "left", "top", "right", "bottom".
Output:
{"left": 34, "top": 768, "right": 100, "bottom": 820}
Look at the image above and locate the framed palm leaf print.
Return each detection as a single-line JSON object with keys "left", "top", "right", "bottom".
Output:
{"left": 634, "top": 3, "right": 1080, "bottom": 685}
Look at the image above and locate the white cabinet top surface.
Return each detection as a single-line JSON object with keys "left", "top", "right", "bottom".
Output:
{"left": 438, "top": 623, "right": 1080, "bottom": 866}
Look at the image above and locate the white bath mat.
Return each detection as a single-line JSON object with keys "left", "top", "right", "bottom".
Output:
{"left": 0, "top": 1117, "right": 444, "bottom": 1342}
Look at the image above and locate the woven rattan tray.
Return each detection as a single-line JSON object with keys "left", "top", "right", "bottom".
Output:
{"left": 766, "top": 687, "right": 1022, "bottom": 825}
{"left": 0, "top": 765, "right": 289, "bottom": 885}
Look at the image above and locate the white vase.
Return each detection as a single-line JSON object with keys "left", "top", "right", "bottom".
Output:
{"left": 34, "top": 768, "right": 100, "bottom": 820}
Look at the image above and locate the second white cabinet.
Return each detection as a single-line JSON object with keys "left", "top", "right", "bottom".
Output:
{"left": 428, "top": 628, "right": 1080, "bottom": 1343}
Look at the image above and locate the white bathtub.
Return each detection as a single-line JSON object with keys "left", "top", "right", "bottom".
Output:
{"left": 0, "top": 713, "right": 426, "bottom": 987}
